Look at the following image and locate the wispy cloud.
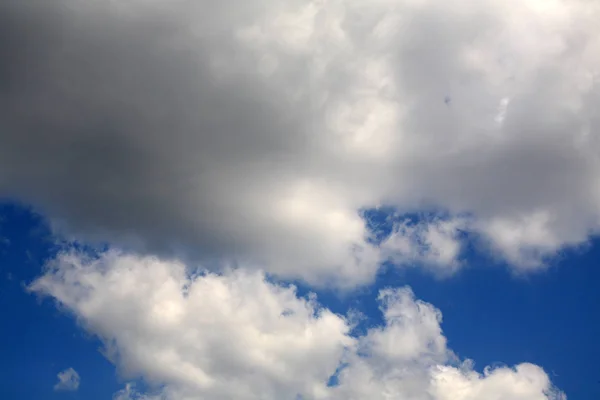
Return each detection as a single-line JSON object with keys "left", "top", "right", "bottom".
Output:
{"left": 53, "top": 367, "right": 80, "bottom": 391}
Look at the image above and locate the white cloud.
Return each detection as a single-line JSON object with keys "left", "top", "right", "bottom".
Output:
{"left": 1, "top": 0, "right": 600, "bottom": 284}
{"left": 31, "top": 252, "right": 565, "bottom": 400}
{"left": 379, "top": 216, "right": 467, "bottom": 274}
{"left": 33, "top": 251, "right": 352, "bottom": 399}
{"left": 54, "top": 367, "right": 80, "bottom": 391}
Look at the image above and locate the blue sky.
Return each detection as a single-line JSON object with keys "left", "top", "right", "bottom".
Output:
{"left": 1, "top": 203, "right": 598, "bottom": 399}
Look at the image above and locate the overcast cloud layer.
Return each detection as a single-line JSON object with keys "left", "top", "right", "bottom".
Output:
{"left": 31, "top": 251, "right": 565, "bottom": 400}
{"left": 2, "top": 0, "right": 600, "bottom": 285}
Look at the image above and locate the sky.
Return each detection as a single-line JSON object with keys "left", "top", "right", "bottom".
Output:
{"left": 1, "top": 0, "right": 599, "bottom": 399}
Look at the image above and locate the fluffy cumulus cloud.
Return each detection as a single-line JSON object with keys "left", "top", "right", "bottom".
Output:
{"left": 1, "top": 0, "right": 600, "bottom": 284}
{"left": 30, "top": 251, "right": 565, "bottom": 400}
{"left": 54, "top": 367, "right": 80, "bottom": 391}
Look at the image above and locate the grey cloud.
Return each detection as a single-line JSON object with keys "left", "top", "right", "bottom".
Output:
{"left": 1, "top": 1, "right": 323, "bottom": 259}
{"left": 2, "top": 0, "right": 600, "bottom": 283}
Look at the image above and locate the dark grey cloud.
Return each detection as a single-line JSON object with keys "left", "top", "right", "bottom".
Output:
{"left": 0, "top": 1, "right": 311, "bottom": 255}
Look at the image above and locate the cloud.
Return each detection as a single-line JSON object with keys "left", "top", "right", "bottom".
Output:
{"left": 54, "top": 367, "right": 80, "bottom": 391}
{"left": 2, "top": 0, "right": 600, "bottom": 285}
{"left": 31, "top": 251, "right": 565, "bottom": 400}
{"left": 378, "top": 215, "right": 468, "bottom": 275}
